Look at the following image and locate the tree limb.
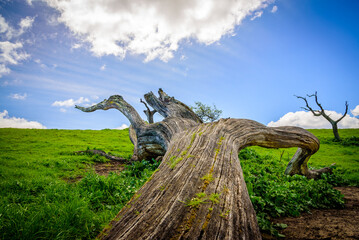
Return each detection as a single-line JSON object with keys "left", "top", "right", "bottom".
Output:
{"left": 75, "top": 95, "right": 145, "bottom": 129}
{"left": 144, "top": 89, "right": 203, "bottom": 123}
{"left": 140, "top": 98, "right": 157, "bottom": 124}
{"left": 295, "top": 94, "right": 322, "bottom": 116}
{"left": 335, "top": 101, "right": 349, "bottom": 123}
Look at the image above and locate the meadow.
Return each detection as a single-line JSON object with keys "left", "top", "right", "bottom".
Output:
{"left": 0, "top": 128, "right": 358, "bottom": 239}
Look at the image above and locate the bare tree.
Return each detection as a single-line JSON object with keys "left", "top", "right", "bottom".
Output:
{"left": 296, "top": 91, "right": 348, "bottom": 141}
{"left": 76, "top": 89, "right": 333, "bottom": 240}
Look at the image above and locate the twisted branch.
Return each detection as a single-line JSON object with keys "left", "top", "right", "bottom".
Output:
{"left": 75, "top": 95, "right": 145, "bottom": 129}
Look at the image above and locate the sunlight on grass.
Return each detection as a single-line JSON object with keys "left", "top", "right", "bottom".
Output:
{"left": 0, "top": 128, "right": 357, "bottom": 239}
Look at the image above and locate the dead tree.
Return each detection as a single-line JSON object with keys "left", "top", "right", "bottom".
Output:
{"left": 296, "top": 91, "right": 348, "bottom": 141}
{"left": 75, "top": 89, "right": 332, "bottom": 240}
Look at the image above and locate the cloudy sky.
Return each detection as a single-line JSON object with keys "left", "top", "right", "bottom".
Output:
{"left": 0, "top": 0, "right": 358, "bottom": 130}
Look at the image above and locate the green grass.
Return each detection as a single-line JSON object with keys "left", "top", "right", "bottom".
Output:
{"left": 0, "top": 128, "right": 160, "bottom": 240}
{"left": 239, "top": 128, "right": 359, "bottom": 236}
{"left": 239, "top": 148, "right": 345, "bottom": 237}
{"left": 0, "top": 128, "right": 358, "bottom": 239}
{"left": 247, "top": 129, "right": 359, "bottom": 184}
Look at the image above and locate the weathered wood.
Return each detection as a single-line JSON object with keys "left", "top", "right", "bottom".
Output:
{"left": 75, "top": 89, "right": 330, "bottom": 239}
{"left": 140, "top": 98, "right": 156, "bottom": 124}
{"left": 74, "top": 149, "right": 129, "bottom": 163}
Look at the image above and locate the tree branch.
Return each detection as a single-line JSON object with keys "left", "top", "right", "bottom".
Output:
{"left": 144, "top": 88, "right": 203, "bottom": 123}
{"left": 75, "top": 95, "right": 145, "bottom": 129}
{"left": 140, "top": 98, "right": 157, "bottom": 124}
{"left": 295, "top": 94, "right": 322, "bottom": 116}
{"left": 335, "top": 101, "right": 349, "bottom": 123}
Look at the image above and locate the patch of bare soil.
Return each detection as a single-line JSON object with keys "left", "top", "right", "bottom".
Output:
{"left": 94, "top": 161, "right": 125, "bottom": 176}
{"left": 65, "top": 161, "right": 125, "bottom": 182}
{"left": 264, "top": 186, "right": 359, "bottom": 240}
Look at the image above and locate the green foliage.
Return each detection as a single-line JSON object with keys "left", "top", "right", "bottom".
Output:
{"left": 239, "top": 148, "right": 345, "bottom": 237}
{"left": 0, "top": 128, "right": 160, "bottom": 240}
{"left": 0, "top": 128, "right": 357, "bottom": 239}
{"left": 201, "top": 173, "right": 214, "bottom": 182}
{"left": 191, "top": 101, "right": 222, "bottom": 122}
{"left": 321, "top": 136, "right": 359, "bottom": 146}
{"left": 208, "top": 193, "right": 220, "bottom": 204}
{"left": 0, "top": 159, "right": 159, "bottom": 240}
{"left": 168, "top": 156, "right": 183, "bottom": 169}
{"left": 122, "top": 159, "right": 160, "bottom": 178}
{"left": 186, "top": 192, "right": 208, "bottom": 208}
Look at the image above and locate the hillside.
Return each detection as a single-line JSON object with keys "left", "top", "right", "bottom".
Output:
{"left": 0, "top": 128, "right": 358, "bottom": 239}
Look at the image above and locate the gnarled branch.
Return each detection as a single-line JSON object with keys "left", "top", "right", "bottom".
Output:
{"left": 144, "top": 88, "right": 203, "bottom": 123}
{"left": 75, "top": 95, "right": 145, "bottom": 129}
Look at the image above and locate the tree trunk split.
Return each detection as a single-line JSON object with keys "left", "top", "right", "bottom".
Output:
{"left": 76, "top": 89, "right": 333, "bottom": 240}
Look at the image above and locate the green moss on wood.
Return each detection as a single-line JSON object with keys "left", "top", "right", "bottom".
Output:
{"left": 186, "top": 192, "right": 208, "bottom": 209}
{"left": 209, "top": 193, "right": 220, "bottom": 204}
{"left": 201, "top": 173, "right": 214, "bottom": 183}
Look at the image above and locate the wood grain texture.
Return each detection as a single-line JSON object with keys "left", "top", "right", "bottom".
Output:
{"left": 75, "top": 89, "right": 329, "bottom": 239}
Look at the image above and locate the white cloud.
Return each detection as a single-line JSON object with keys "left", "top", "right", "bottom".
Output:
{"left": 180, "top": 55, "right": 187, "bottom": 61}
{"left": 100, "top": 64, "right": 106, "bottom": 71}
{"left": 0, "top": 15, "right": 35, "bottom": 39}
{"left": 18, "top": 16, "right": 35, "bottom": 35}
{"left": 10, "top": 93, "right": 27, "bottom": 100}
{"left": 251, "top": 11, "right": 263, "bottom": 21}
{"left": 44, "top": 0, "right": 271, "bottom": 62}
{"left": 0, "top": 110, "right": 47, "bottom": 129}
{"left": 268, "top": 110, "right": 359, "bottom": 129}
{"left": 71, "top": 43, "right": 82, "bottom": 50}
{"left": 271, "top": 5, "right": 278, "bottom": 13}
{"left": 115, "top": 123, "right": 129, "bottom": 130}
{"left": 52, "top": 97, "right": 90, "bottom": 108}
{"left": 0, "top": 15, "right": 14, "bottom": 39}
{"left": 0, "top": 15, "right": 34, "bottom": 78}
{"left": 26, "top": 0, "right": 33, "bottom": 6}
{"left": 0, "top": 63, "right": 11, "bottom": 77}
{"left": 351, "top": 105, "right": 359, "bottom": 117}
{"left": 0, "top": 41, "right": 30, "bottom": 77}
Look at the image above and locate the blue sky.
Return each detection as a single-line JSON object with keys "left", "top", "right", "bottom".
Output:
{"left": 0, "top": 0, "right": 358, "bottom": 130}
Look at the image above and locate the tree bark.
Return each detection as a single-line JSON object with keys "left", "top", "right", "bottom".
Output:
{"left": 331, "top": 122, "right": 340, "bottom": 141}
{"left": 76, "top": 89, "right": 331, "bottom": 240}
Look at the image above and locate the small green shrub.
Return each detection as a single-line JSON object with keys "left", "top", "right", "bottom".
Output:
{"left": 239, "top": 148, "right": 344, "bottom": 237}
{"left": 321, "top": 136, "right": 359, "bottom": 146}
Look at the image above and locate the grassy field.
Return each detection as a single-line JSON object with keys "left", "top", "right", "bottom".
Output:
{"left": 0, "top": 128, "right": 358, "bottom": 239}
{"left": 250, "top": 129, "right": 359, "bottom": 184}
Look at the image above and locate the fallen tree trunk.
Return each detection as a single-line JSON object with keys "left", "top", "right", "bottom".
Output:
{"left": 76, "top": 89, "right": 331, "bottom": 239}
